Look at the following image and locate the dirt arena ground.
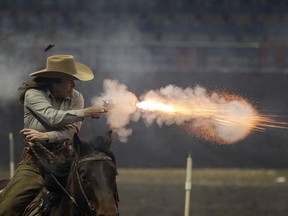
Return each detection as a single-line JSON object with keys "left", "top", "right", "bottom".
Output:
{"left": 1, "top": 168, "right": 288, "bottom": 215}
{"left": 117, "top": 169, "right": 288, "bottom": 216}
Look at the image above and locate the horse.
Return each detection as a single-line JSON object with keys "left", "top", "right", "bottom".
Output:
{"left": 47, "top": 130, "right": 119, "bottom": 216}
{"left": 3, "top": 130, "right": 119, "bottom": 216}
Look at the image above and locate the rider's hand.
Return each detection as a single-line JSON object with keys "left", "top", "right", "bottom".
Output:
{"left": 20, "top": 128, "right": 49, "bottom": 142}
{"left": 83, "top": 105, "right": 108, "bottom": 119}
{"left": 91, "top": 107, "right": 108, "bottom": 119}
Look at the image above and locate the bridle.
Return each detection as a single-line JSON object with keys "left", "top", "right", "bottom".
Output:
{"left": 74, "top": 154, "right": 114, "bottom": 216}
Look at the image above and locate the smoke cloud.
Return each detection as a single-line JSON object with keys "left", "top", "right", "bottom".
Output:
{"left": 93, "top": 79, "right": 258, "bottom": 144}
{"left": 138, "top": 85, "right": 258, "bottom": 144}
{"left": 92, "top": 79, "right": 139, "bottom": 142}
{"left": 0, "top": 53, "right": 32, "bottom": 103}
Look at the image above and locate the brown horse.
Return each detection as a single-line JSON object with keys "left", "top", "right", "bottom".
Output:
{"left": 49, "top": 130, "right": 119, "bottom": 216}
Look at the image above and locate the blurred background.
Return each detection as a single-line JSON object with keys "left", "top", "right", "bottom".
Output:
{"left": 2, "top": 1, "right": 288, "bottom": 215}
{"left": 1, "top": 0, "right": 288, "bottom": 170}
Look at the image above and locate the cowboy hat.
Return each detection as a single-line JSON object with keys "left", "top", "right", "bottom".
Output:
{"left": 29, "top": 55, "right": 94, "bottom": 81}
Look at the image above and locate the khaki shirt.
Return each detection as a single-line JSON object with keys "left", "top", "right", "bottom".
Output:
{"left": 24, "top": 88, "right": 85, "bottom": 143}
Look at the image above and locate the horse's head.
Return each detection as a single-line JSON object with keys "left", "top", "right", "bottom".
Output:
{"left": 70, "top": 130, "right": 119, "bottom": 216}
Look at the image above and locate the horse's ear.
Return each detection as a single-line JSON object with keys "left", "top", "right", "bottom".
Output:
{"left": 73, "top": 133, "right": 82, "bottom": 155}
{"left": 103, "top": 130, "right": 112, "bottom": 149}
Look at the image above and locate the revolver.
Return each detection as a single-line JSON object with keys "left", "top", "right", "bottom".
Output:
{"left": 103, "top": 100, "right": 116, "bottom": 110}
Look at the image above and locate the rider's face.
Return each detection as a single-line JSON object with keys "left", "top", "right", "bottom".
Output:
{"left": 52, "top": 79, "right": 75, "bottom": 99}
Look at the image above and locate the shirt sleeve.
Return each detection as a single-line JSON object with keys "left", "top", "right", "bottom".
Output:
{"left": 25, "top": 89, "right": 85, "bottom": 129}
{"left": 46, "top": 122, "right": 82, "bottom": 143}
{"left": 46, "top": 91, "right": 84, "bottom": 143}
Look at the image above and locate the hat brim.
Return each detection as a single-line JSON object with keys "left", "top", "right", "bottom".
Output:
{"left": 29, "top": 62, "right": 94, "bottom": 81}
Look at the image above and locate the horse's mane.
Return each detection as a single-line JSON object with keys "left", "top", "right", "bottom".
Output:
{"left": 42, "top": 157, "right": 74, "bottom": 193}
{"left": 38, "top": 157, "right": 74, "bottom": 216}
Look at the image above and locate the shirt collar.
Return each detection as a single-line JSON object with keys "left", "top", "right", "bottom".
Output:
{"left": 47, "top": 89, "right": 72, "bottom": 101}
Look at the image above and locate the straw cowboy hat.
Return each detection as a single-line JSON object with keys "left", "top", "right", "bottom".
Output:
{"left": 29, "top": 55, "right": 94, "bottom": 81}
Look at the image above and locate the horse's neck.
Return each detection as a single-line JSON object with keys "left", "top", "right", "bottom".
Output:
{"left": 51, "top": 197, "right": 76, "bottom": 216}
{"left": 50, "top": 174, "right": 79, "bottom": 215}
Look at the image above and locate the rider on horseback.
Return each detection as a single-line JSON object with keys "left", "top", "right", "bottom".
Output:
{"left": 0, "top": 55, "right": 107, "bottom": 216}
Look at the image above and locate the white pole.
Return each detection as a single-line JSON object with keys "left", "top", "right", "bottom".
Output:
{"left": 9, "top": 132, "right": 15, "bottom": 179}
{"left": 184, "top": 154, "right": 192, "bottom": 216}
